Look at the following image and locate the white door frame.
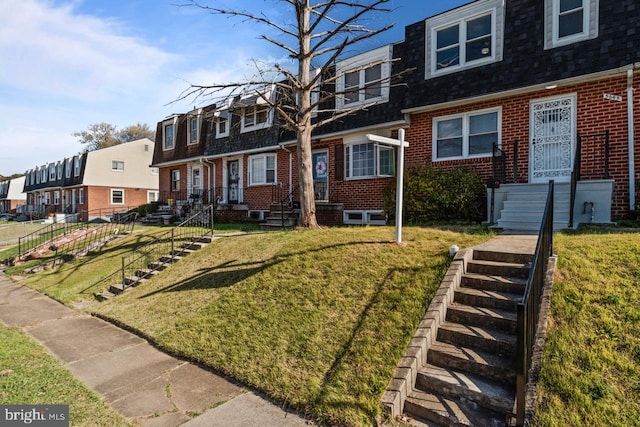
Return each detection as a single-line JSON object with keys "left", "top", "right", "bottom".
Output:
{"left": 529, "top": 93, "right": 577, "bottom": 183}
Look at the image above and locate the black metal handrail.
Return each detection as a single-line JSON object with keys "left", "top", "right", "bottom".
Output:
{"left": 17, "top": 215, "right": 88, "bottom": 259}
{"left": 489, "top": 142, "right": 507, "bottom": 224}
{"left": 119, "top": 204, "right": 215, "bottom": 290}
{"left": 272, "top": 182, "right": 299, "bottom": 228}
{"left": 569, "top": 130, "right": 609, "bottom": 228}
{"left": 515, "top": 180, "right": 554, "bottom": 426}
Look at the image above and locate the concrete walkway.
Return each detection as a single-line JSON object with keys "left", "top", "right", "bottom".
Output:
{"left": 0, "top": 273, "right": 309, "bottom": 427}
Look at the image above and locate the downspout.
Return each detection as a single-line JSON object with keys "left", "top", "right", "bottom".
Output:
{"left": 628, "top": 68, "right": 636, "bottom": 211}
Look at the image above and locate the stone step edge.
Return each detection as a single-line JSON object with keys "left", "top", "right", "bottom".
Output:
{"left": 382, "top": 247, "right": 474, "bottom": 419}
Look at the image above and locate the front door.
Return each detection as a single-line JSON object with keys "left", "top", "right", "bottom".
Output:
{"left": 312, "top": 150, "right": 329, "bottom": 201}
{"left": 530, "top": 95, "right": 576, "bottom": 183}
{"left": 227, "top": 160, "right": 240, "bottom": 204}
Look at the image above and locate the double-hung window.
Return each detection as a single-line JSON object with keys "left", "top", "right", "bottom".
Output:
{"left": 249, "top": 154, "right": 276, "bottom": 185}
{"left": 171, "top": 169, "right": 180, "bottom": 192}
{"left": 242, "top": 105, "right": 270, "bottom": 132}
{"left": 66, "top": 160, "right": 71, "bottom": 178}
{"left": 187, "top": 110, "right": 201, "bottom": 145}
{"left": 57, "top": 163, "right": 63, "bottom": 180}
{"left": 74, "top": 157, "right": 81, "bottom": 177}
{"left": 163, "top": 117, "right": 177, "bottom": 150}
{"left": 111, "top": 189, "right": 124, "bottom": 205}
{"left": 112, "top": 160, "right": 125, "bottom": 171}
{"left": 545, "top": 0, "right": 598, "bottom": 49}
{"left": 433, "top": 108, "right": 500, "bottom": 161}
{"left": 336, "top": 45, "right": 391, "bottom": 109}
{"left": 216, "top": 110, "right": 230, "bottom": 138}
{"left": 426, "top": 0, "right": 504, "bottom": 78}
{"left": 345, "top": 142, "right": 394, "bottom": 179}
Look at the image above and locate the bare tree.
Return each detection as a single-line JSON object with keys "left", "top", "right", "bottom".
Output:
{"left": 182, "top": 0, "right": 394, "bottom": 228}
{"left": 74, "top": 122, "right": 156, "bottom": 151}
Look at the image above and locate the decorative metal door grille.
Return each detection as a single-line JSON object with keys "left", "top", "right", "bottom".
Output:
{"left": 530, "top": 97, "right": 575, "bottom": 182}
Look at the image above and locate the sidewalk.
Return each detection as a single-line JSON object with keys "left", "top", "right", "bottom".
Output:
{"left": 0, "top": 273, "right": 309, "bottom": 427}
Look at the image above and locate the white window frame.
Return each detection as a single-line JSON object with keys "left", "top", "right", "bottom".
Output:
{"left": 48, "top": 164, "right": 56, "bottom": 181}
{"left": 78, "top": 188, "right": 85, "bottom": 204}
{"left": 425, "top": 0, "right": 505, "bottom": 79}
{"left": 191, "top": 166, "right": 202, "bottom": 192}
{"left": 53, "top": 191, "right": 60, "bottom": 205}
{"left": 66, "top": 160, "right": 72, "bottom": 178}
{"left": 147, "top": 191, "right": 159, "bottom": 203}
{"left": 57, "top": 163, "right": 63, "bottom": 180}
{"left": 163, "top": 117, "right": 178, "bottom": 151}
{"left": 187, "top": 110, "right": 202, "bottom": 145}
{"left": 545, "top": 0, "right": 598, "bottom": 49}
{"left": 216, "top": 110, "right": 230, "bottom": 138}
{"left": 432, "top": 107, "right": 502, "bottom": 162}
{"left": 248, "top": 153, "right": 277, "bottom": 186}
{"left": 241, "top": 104, "right": 272, "bottom": 133}
{"left": 335, "top": 45, "right": 392, "bottom": 109}
{"left": 343, "top": 210, "right": 386, "bottom": 225}
{"left": 110, "top": 189, "right": 124, "bottom": 205}
{"left": 151, "top": 167, "right": 159, "bottom": 175}
{"left": 171, "top": 169, "right": 180, "bottom": 192}
{"left": 36, "top": 169, "right": 41, "bottom": 184}
{"left": 344, "top": 142, "right": 395, "bottom": 180}
{"left": 112, "top": 160, "right": 125, "bottom": 172}
{"left": 74, "top": 157, "right": 81, "bottom": 177}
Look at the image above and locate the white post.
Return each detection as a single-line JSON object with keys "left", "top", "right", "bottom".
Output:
{"left": 396, "top": 129, "right": 406, "bottom": 244}
{"left": 365, "top": 132, "right": 408, "bottom": 245}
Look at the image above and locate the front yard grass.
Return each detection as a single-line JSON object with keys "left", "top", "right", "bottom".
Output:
{"left": 13, "top": 225, "right": 491, "bottom": 426}
{"left": 0, "top": 323, "right": 129, "bottom": 426}
{"left": 535, "top": 227, "right": 640, "bottom": 426}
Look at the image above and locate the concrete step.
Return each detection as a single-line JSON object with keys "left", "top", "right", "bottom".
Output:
{"left": 466, "top": 259, "right": 530, "bottom": 279}
{"left": 437, "top": 321, "right": 516, "bottom": 356}
{"left": 461, "top": 272, "right": 527, "bottom": 295}
{"left": 95, "top": 291, "right": 115, "bottom": 302}
{"left": 415, "top": 364, "right": 515, "bottom": 414}
{"left": 404, "top": 389, "right": 507, "bottom": 427}
{"left": 495, "top": 219, "right": 568, "bottom": 232}
{"left": 454, "top": 287, "right": 522, "bottom": 312}
{"left": 124, "top": 276, "right": 145, "bottom": 287}
{"left": 172, "top": 248, "right": 196, "bottom": 256}
{"left": 136, "top": 268, "right": 159, "bottom": 279}
{"left": 182, "top": 242, "right": 205, "bottom": 250}
{"left": 472, "top": 250, "right": 532, "bottom": 265}
{"left": 446, "top": 303, "right": 517, "bottom": 334}
{"left": 148, "top": 261, "right": 171, "bottom": 271}
{"left": 109, "top": 283, "right": 126, "bottom": 295}
{"left": 428, "top": 341, "right": 516, "bottom": 385}
{"left": 159, "top": 254, "right": 183, "bottom": 263}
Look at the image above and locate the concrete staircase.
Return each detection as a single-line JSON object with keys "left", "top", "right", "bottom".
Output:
{"left": 260, "top": 203, "right": 300, "bottom": 230}
{"left": 95, "top": 236, "right": 212, "bottom": 301}
{"left": 494, "top": 183, "right": 570, "bottom": 232}
{"left": 385, "top": 247, "right": 533, "bottom": 427}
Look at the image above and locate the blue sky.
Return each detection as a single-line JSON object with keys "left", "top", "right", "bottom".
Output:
{"left": 0, "top": 0, "right": 471, "bottom": 175}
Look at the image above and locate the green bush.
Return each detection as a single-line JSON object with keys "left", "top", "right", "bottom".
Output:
{"left": 384, "top": 165, "right": 486, "bottom": 224}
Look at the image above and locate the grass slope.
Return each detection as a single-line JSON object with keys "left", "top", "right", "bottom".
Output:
{"left": 16, "top": 225, "right": 491, "bottom": 426}
{"left": 535, "top": 228, "right": 640, "bottom": 426}
{"left": 0, "top": 324, "right": 129, "bottom": 426}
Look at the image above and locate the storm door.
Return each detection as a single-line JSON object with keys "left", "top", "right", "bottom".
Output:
{"left": 312, "top": 150, "right": 329, "bottom": 201}
{"left": 530, "top": 95, "right": 576, "bottom": 183}
{"left": 227, "top": 160, "right": 240, "bottom": 204}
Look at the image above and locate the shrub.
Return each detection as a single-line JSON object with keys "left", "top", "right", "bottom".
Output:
{"left": 384, "top": 165, "right": 486, "bottom": 224}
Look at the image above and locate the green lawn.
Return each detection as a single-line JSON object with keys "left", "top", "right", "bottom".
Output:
{"left": 13, "top": 225, "right": 492, "bottom": 426}
{"left": 9, "top": 224, "right": 637, "bottom": 426}
{"left": 0, "top": 324, "right": 129, "bottom": 426}
{"left": 534, "top": 228, "right": 640, "bottom": 426}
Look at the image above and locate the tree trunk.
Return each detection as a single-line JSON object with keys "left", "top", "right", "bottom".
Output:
{"left": 296, "top": 0, "right": 320, "bottom": 229}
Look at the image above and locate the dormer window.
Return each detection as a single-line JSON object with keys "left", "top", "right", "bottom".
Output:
{"left": 426, "top": 0, "right": 504, "bottom": 78}
{"left": 336, "top": 45, "right": 392, "bottom": 109}
{"left": 49, "top": 164, "right": 56, "bottom": 181}
{"left": 57, "top": 163, "right": 63, "bottom": 180}
{"left": 66, "top": 159, "right": 72, "bottom": 178}
{"left": 215, "top": 110, "right": 230, "bottom": 138}
{"left": 241, "top": 104, "right": 272, "bottom": 132}
{"left": 187, "top": 110, "right": 202, "bottom": 145}
{"left": 545, "top": 0, "right": 598, "bottom": 49}
{"left": 74, "top": 156, "right": 81, "bottom": 177}
{"left": 42, "top": 168, "right": 48, "bottom": 183}
{"left": 163, "top": 117, "right": 178, "bottom": 150}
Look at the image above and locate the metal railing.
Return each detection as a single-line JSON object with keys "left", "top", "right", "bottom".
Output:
{"left": 271, "top": 182, "right": 299, "bottom": 228}
{"left": 489, "top": 142, "right": 507, "bottom": 224}
{"left": 49, "top": 212, "right": 138, "bottom": 266}
{"left": 569, "top": 130, "right": 609, "bottom": 228}
{"left": 119, "top": 204, "right": 215, "bottom": 290}
{"left": 515, "top": 180, "right": 554, "bottom": 426}
{"left": 17, "top": 215, "right": 88, "bottom": 259}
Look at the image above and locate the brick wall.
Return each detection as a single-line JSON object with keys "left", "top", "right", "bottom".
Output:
{"left": 405, "top": 73, "right": 633, "bottom": 220}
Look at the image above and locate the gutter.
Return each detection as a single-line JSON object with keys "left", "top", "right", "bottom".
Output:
{"left": 279, "top": 144, "right": 294, "bottom": 197}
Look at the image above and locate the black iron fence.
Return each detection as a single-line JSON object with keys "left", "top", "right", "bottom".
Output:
{"left": 515, "top": 180, "right": 554, "bottom": 426}
{"left": 118, "top": 205, "right": 214, "bottom": 290}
